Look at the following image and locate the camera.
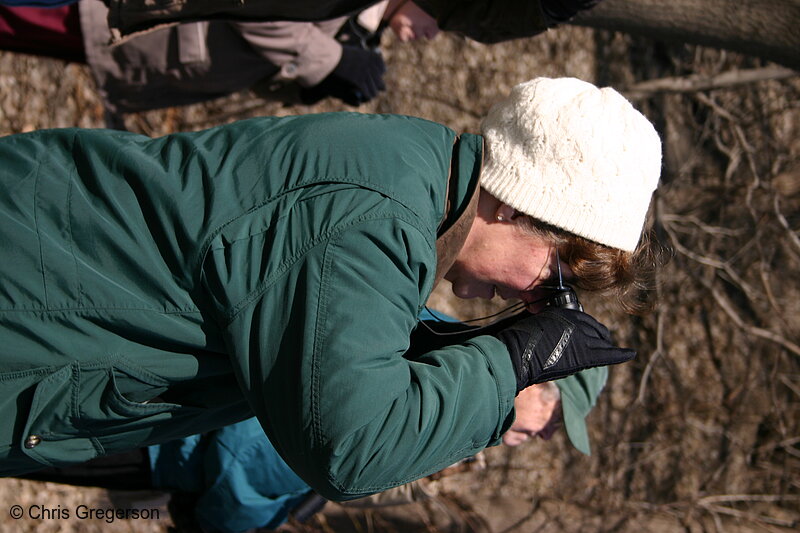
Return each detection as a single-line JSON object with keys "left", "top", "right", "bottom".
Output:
{"left": 535, "top": 249, "right": 583, "bottom": 311}
{"left": 536, "top": 284, "right": 583, "bottom": 311}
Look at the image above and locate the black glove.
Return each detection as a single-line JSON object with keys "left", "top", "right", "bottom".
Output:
{"left": 300, "top": 45, "right": 386, "bottom": 106}
{"left": 493, "top": 308, "right": 635, "bottom": 393}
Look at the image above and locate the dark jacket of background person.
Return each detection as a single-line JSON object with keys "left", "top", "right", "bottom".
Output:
{"left": 102, "top": 0, "right": 599, "bottom": 44}
{"left": 79, "top": 0, "right": 346, "bottom": 114}
{"left": 0, "top": 112, "right": 516, "bottom": 501}
{"left": 102, "top": 0, "right": 378, "bottom": 42}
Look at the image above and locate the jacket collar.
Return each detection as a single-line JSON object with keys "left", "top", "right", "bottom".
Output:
{"left": 434, "top": 134, "right": 483, "bottom": 287}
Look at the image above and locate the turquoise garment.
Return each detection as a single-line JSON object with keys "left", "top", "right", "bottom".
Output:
{"left": 149, "top": 418, "right": 310, "bottom": 533}
{"left": 0, "top": 113, "right": 517, "bottom": 500}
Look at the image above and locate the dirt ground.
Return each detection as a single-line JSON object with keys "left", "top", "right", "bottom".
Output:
{"left": 0, "top": 17, "right": 798, "bottom": 533}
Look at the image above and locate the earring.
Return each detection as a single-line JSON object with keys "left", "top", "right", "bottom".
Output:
{"left": 496, "top": 215, "right": 505, "bottom": 222}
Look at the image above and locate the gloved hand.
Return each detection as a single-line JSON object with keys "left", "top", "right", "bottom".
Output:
{"left": 300, "top": 45, "right": 386, "bottom": 106}
{"left": 493, "top": 308, "right": 635, "bottom": 393}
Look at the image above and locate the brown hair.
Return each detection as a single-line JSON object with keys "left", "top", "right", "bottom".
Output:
{"left": 517, "top": 216, "right": 665, "bottom": 315}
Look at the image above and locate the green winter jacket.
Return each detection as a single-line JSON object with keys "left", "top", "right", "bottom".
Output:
{"left": 0, "top": 113, "right": 517, "bottom": 500}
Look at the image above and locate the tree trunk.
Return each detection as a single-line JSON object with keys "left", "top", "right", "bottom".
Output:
{"left": 570, "top": 0, "right": 800, "bottom": 71}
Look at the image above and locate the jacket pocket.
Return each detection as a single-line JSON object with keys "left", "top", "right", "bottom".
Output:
{"left": 19, "top": 359, "right": 201, "bottom": 468}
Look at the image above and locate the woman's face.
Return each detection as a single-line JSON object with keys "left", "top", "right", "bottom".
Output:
{"left": 445, "top": 190, "right": 570, "bottom": 304}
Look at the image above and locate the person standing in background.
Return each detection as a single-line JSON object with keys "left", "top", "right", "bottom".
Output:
{"left": 0, "top": 0, "right": 443, "bottom": 127}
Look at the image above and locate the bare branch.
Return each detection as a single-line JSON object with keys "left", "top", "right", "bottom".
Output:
{"left": 701, "top": 503, "right": 797, "bottom": 528}
{"left": 636, "top": 310, "right": 666, "bottom": 404}
{"left": 660, "top": 213, "right": 743, "bottom": 237}
{"left": 698, "top": 494, "right": 800, "bottom": 505}
{"left": 622, "top": 67, "right": 798, "bottom": 100}
{"left": 705, "top": 282, "right": 800, "bottom": 357}
{"left": 774, "top": 194, "right": 800, "bottom": 255}
{"left": 662, "top": 218, "right": 761, "bottom": 302}
{"left": 778, "top": 375, "right": 800, "bottom": 398}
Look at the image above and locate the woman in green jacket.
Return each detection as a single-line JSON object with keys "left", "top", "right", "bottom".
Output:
{"left": 0, "top": 77, "right": 661, "bottom": 500}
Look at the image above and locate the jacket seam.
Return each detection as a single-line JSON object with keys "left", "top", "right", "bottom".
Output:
{"left": 66, "top": 163, "right": 84, "bottom": 307}
{"left": 0, "top": 306, "right": 201, "bottom": 314}
{"left": 324, "top": 442, "right": 486, "bottom": 496}
{"left": 220, "top": 211, "right": 429, "bottom": 327}
{"left": 194, "top": 177, "right": 436, "bottom": 288}
{"left": 0, "top": 367, "right": 57, "bottom": 381}
{"left": 33, "top": 158, "right": 48, "bottom": 308}
{"left": 311, "top": 238, "right": 333, "bottom": 449}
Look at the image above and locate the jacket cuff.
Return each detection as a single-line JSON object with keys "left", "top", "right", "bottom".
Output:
{"left": 468, "top": 336, "right": 518, "bottom": 444}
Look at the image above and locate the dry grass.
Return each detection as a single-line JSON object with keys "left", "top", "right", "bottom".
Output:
{"left": 1, "top": 22, "right": 798, "bottom": 533}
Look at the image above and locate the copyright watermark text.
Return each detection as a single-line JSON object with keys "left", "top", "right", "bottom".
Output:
{"left": 9, "top": 504, "right": 160, "bottom": 523}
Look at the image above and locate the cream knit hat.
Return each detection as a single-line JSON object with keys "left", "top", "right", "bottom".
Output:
{"left": 480, "top": 77, "right": 662, "bottom": 252}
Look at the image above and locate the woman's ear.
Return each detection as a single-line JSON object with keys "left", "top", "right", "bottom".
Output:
{"left": 494, "top": 203, "right": 517, "bottom": 223}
